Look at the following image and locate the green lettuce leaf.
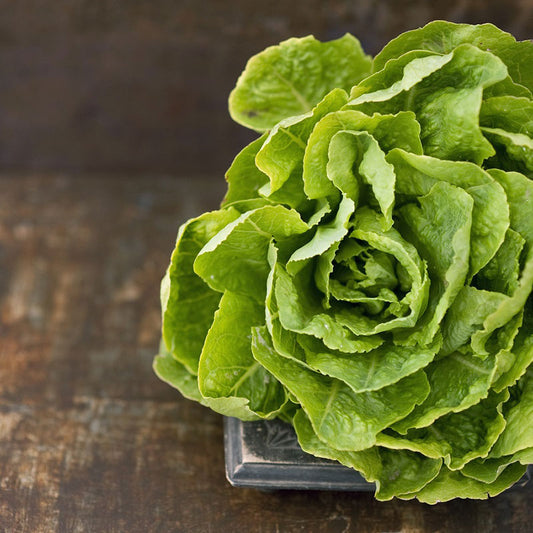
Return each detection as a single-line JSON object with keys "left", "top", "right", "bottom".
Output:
{"left": 301, "top": 335, "right": 439, "bottom": 392}
{"left": 405, "top": 463, "right": 527, "bottom": 504}
{"left": 388, "top": 150, "right": 509, "bottom": 279}
{"left": 293, "top": 409, "right": 442, "bottom": 501}
{"left": 392, "top": 351, "right": 498, "bottom": 433}
{"left": 198, "top": 292, "right": 288, "bottom": 420}
{"left": 229, "top": 34, "right": 371, "bottom": 131}
{"left": 395, "top": 180, "right": 473, "bottom": 345}
{"left": 373, "top": 20, "right": 533, "bottom": 92}
{"left": 153, "top": 340, "right": 206, "bottom": 404}
{"left": 221, "top": 133, "right": 270, "bottom": 211}
{"left": 252, "top": 326, "right": 429, "bottom": 451}
{"left": 491, "top": 368, "right": 533, "bottom": 458}
{"left": 353, "top": 44, "right": 508, "bottom": 163}
{"left": 380, "top": 390, "right": 508, "bottom": 470}
{"left": 194, "top": 205, "right": 308, "bottom": 301}
{"left": 161, "top": 208, "right": 240, "bottom": 373}
{"left": 256, "top": 88, "right": 348, "bottom": 197}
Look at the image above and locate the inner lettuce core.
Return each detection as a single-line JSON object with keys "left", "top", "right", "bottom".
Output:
{"left": 154, "top": 21, "right": 533, "bottom": 503}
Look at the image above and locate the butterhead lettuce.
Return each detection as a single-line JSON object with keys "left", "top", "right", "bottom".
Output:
{"left": 154, "top": 21, "right": 533, "bottom": 502}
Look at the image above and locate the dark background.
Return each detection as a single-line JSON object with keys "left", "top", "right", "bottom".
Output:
{"left": 1, "top": 3, "right": 533, "bottom": 532}
{"left": 1, "top": 0, "right": 533, "bottom": 177}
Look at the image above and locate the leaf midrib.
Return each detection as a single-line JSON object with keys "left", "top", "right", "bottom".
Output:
{"left": 270, "top": 66, "right": 313, "bottom": 112}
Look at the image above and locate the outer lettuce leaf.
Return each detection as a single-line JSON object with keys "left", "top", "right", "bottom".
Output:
{"left": 301, "top": 335, "right": 439, "bottom": 392}
{"left": 471, "top": 170, "right": 533, "bottom": 354}
{"left": 491, "top": 170, "right": 533, "bottom": 247}
{"left": 475, "top": 228, "right": 525, "bottom": 296}
{"left": 353, "top": 45, "right": 508, "bottom": 163}
{"left": 161, "top": 209, "right": 240, "bottom": 373}
{"left": 461, "top": 456, "right": 518, "bottom": 484}
{"left": 229, "top": 34, "right": 371, "bottom": 131}
{"left": 480, "top": 96, "right": 533, "bottom": 137}
{"left": 294, "top": 409, "right": 442, "bottom": 501}
{"left": 153, "top": 340, "right": 206, "bottom": 404}
{"left": 252, "top": 326, "right": 429, "bottom": 451}
{"left": 293, "top": 408, "right": 381, "bottom": 482}
{"left": 492, "top": 310, "right": 533, "bottom": 391}
{"left": 198, "top": 292, "right": 288, "bottom": 420}
{"left": 194, "top": 205, "right": 308, "bottom": 301}
{"left": 350, "top": 51, "right": 453, "bottom": 105}
{"left": 461, "top": 447, "right": 533, "bottom": 484}
{"left": 514, "top": 448, "right": 533, "bottom": 465}
{"left": 373, "top": 20, "right": 533, "bottom": 92}
{"left": 155, "top": 339, "right": 289, "bottom": 422}
{"left": 380, "top": 390, "right": 508, "bottom": 470}
{"left": 482, "top": 128, "right": 533, "bottom": 174}
{"left": 484, "top": 77, "right": 532, "bottom": 99}
{"left": 393, "top": 351, "right": 498, "bottom": 433}
{"left": 440, "top": 286, "right": 507, "bottom": 356}
{"left": 376, "top": 448, "right": 442, "bottom": 501}
{"left": 222, "top": 133, "right": 270, "bottom": 211}
{"left": 491, "top": 368, "right": 533, "bottom": 458}
{"left": 405, "top": 463, "right": 527, "bottom": 504}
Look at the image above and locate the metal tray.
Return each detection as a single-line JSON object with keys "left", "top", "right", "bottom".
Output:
{"left": 224, "top": 417, "right": 532, "bottom": 492}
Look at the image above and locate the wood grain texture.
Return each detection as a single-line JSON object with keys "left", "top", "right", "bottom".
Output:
{"left": 0, "top": 0, "right": 532, "bottom": 175}
{"left": 0, "top": 175, "right": 531, "bottom": 533}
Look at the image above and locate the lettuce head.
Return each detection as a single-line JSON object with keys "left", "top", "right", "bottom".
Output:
{"left": 154, "top": 21, "right": 533, "bottom": 502}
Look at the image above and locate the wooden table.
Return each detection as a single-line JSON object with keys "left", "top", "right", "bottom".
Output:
{"left": 0, "top": 175, "right": 531, "bottom": 532}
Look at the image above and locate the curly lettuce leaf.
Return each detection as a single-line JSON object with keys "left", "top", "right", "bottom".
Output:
{"left": 229, "top": 34, "right": 371, "bottom": 131}
{"left": 353, "top": 45, "right": 508, "bottom": 163}
{"left": 252, "top": 326, "right": 429, "bottom": 451}
{"left": 222, "top": 133, "right": 271, "bottom": 211}
{"left": 380, "top": 390, "right": 508, "bottom": 470}
{"left": 198, "top": 292, "right": 288, "bottom": 420}
{"left": 161, "top": 209, "right": 240, "bottom": 373}
{"left": 373, "top": 20, "right": 533, "bottom": 92}
{"left": 293, "top": 409, "right": 442, "bottom": 501}
{"left": 405, "top": 463, "right": 527, "bottom": 504}
{"left": 194, "top": 205, "right": 308, "bottom": 301}
{"left": 393, "top": 351, "right": 499, "bottom": 433}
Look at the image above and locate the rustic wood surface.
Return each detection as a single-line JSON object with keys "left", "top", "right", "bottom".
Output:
{"left": 0, "top": 175, "right": 531, "bottom": 533}
{"left": 1, "top": 0, "right": 532, "bottom": 176}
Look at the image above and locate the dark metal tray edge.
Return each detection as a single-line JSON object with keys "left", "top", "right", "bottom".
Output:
{"left": 224, "top": 417, "right": 532, "bottom": 493}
